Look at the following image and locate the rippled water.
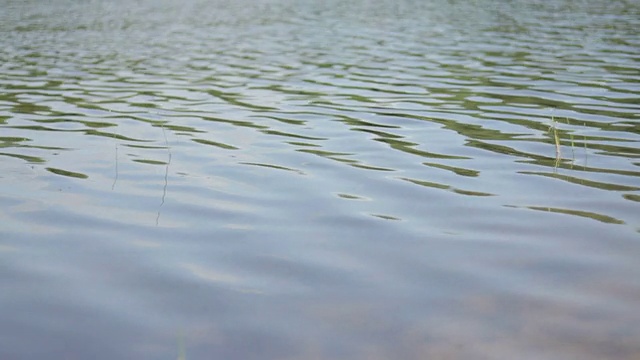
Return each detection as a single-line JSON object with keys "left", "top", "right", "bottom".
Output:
{"left": 1, "top": 0, "right": 639, "bottom": 358}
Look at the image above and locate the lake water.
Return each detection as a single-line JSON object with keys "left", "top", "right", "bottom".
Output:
{"left": 1, "top": 0, "right": 639, "bottom": 359}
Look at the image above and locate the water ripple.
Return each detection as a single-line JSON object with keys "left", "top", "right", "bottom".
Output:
{"left": 1, "top": 0, "right": 639, "bottom": 359}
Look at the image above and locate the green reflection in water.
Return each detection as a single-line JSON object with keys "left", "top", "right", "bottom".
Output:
{"left": 287, "top": 141, "right": 320, "bottom": 148}
{"left": 452, "top": 188, "right": 494, "bottom": 197}
{"left": 124, "top": 144, "right": 166, "bottom": 149}
{"left": 11, "top": 102, "right": 51, "bottom": 114}
{"left": 520, "top": 171, "right": 640, "bottom": 192}
{"left": 623, "top": 194, "right": 640, "bottom": 202}
{"left": 46, "top": 167, "right": 88, "bottom": 179}
{"left": 297, "top": 149, "right": 352, "bottom": 158}
{"left": 84, "top": 130, "right": 149, "bottom": 142}
{"left": 202, "top": 116, "right": 267, "bottom": 130}
{"left": 355, "top": 128, "right": 404, "bottom": 140}
{"left": 31, "top": 118, "right": 116, "bottom": 129}
{"left": 350, "top": 163, "right": 394, "bottom": 172}
{"left": 527, "top": 206, "right": 625, "bottom": 225}
{"left": 241, "top": 162, "right": 304, "bottom": 175}
{"left": 0, "top": 152, "right": 45, "bottom": 163}
{"left": 0, "top": 136, "right": 30, "bottom": 144}
{"left": 192, "top": 139, "right": 237, "bottom": 150}
{"left": 133, "top": 159, "right": 167, "bottom": 165}
{"left": 255, "top": 84, "right": 326, "bottom": 97}
{"left": 423, "top": 162, "right": 480, "bottom": 177}
{"left": 157, "top": 124, "right": 206, "bottom": 134}
{"left": 337, "top": 193, "right": 365, "bottom": 200}
{"left": 371, "top": 214, "right": 400, "bottom": 221}
{"left": 296, "top": 148, "right": 358, "bottom": 166}
{"left": 400, "top": 177, "right": 493, "bottom": 197}
{"left": 206, "top": 89, "right": 276, "bottom": 111}
{"left": 376, "top": 137, "right": 469, "bottom": 159}
{"left": 443, "top": 119, "right": 523, "bottom": 141}
{"left": 340, "top": 115, "right": 400, "bottom": 129}
{"left": 80, "top": 120, "right": 117, "bottom": 129}
{"left": 9, "top": 125, "right": 65, "bottom": 132}
{"left": 589, "top": 142, "right": 640, "bottom": 158}
{"left": 261, "top": 129, "right": 325, "bottom": 141}
{"left": 255, "top": 115, "right": 307, "bottom": 126}
{"left": 468, "top": 139, "right": 541, "bottom": 159}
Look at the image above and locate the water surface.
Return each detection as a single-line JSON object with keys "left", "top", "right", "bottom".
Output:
{"left": 1, "top": 0, "right": 639, "bottom": 359}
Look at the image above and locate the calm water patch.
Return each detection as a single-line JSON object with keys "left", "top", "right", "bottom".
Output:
{"left": 1, "top": 0, "right": 639, "bottom": 359}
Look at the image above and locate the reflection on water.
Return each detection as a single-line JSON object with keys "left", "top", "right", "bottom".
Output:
{"left": 1, "top": 0, "right": 639, "bottom": 358}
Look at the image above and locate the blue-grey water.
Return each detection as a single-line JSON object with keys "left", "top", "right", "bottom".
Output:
{"left": 1, "top": 0, "right": 639, "bottom": 359}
